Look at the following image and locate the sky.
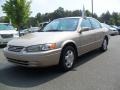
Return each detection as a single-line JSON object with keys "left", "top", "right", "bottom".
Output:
{"left": 0, "top": 0, "right": 120, "bottom": 17}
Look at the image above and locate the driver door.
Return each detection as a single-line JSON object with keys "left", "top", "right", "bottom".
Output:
{"left": 78, "top": 18, "right": 97, "bottom": 55}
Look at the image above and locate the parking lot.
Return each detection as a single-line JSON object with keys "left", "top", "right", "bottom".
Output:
{"left": 0, "top": 36, "right": 120, "bottom": 90}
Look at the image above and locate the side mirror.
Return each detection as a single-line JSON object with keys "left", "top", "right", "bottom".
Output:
{"left": 79, "top": 27, "right": 90, "bottom": 33}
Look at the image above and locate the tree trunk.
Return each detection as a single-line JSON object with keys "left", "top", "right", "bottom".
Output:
{"left": 17, "top": 27, "right": 21, "bottom": 37}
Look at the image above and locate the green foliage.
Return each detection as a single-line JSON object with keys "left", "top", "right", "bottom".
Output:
{"left": 110, "top": 12, "right": 120, "bottom": 25}
{"left": 86, "top": 10, "right": 91, "bottom": 16}
{"left": 28, "top": 17, "right": 37, "bottom": 27}
{"left": 53, "top": 7, "right": 65, "bottom": 19}
{"left": 2, "top": 0, "right": 31, "bottom": 29}
{"left": 1, "top": 5, "right": 120, "bottom": 28}
{"left": 34, "top": 7, "right": 83, "bottom": 25}
{"left": 0, "top": 16, "right": 9, "bottom": 23}
{"left": 99, "top": 11, "right": 111, "bottom": 24}
{"left": 99, "top": 11, "right": 120, "bottom": 25}
{"left": 34, "top": 7, "right": 120, "bottom": 26}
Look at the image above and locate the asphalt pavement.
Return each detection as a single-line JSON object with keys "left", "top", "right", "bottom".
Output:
{"left": 0, "top": 36, "right": 120, "bottom": 90}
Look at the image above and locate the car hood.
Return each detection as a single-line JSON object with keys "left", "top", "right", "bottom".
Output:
{"left": 8, "top": 32, "right": 77, "bottom": 47}
{"left": 109, "top": 28, "right": 117, "bottom": 31}
{"left": 0, "top": 30, "right": 18, "bottom": 34}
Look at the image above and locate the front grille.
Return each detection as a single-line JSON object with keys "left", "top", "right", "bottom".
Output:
{"left": 1, "top": 34, "right": 13, "bottom": 38}
{"left": 7, "top": 58, "right": 29, "bottom": 65}
{"left": 8, "top": 45, "right": 24, "bottom": 52}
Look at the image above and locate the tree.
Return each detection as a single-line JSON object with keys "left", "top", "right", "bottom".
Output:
{"left": 110, "top": 12, "right": 120, "bottom": 25}
{"left": 64, "top": 10, "right": 73, "bottom": 17}
{"left": 0, "top": 16, "right": 9, "bottom": 23}
{"left": 25, "top": 17, "right": 37, "bottom": 28}
{"left": 53, "top": 7, "right": 65, "bottom": 19}
{"left": 99, "top": 11, "right": 111, "bottom": 24}
{"left": 93, "top": 13, "right": 98, "bottom": 19}
{"left": 36, "top": 13, "right": 43, "bottom": 23}
{"left": 2, "top": 0, "right": 31, "bottom": 36}
{"left": 72, "top": 10, "right": 82, "bottom": 16}
{"left": 85, "top": 10, "right": 92, "bottom": 17}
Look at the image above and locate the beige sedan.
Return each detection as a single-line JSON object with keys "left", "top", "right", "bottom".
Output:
{"left": 3, "top": 17, "right": 109, "bottom": 71}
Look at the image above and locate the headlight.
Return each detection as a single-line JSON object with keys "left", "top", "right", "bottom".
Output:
{"left": 25, "top": 43, "right": 56, "bottom": 52}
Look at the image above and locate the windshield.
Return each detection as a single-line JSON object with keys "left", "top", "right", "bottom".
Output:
{"left": 42, "top": 18, "right": 79, "bottom": 32}
{"left": 0, "top": 24, "right": 15, "bottom": 30}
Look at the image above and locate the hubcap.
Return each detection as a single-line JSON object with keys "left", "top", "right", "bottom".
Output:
{"left": 65, "top": 50, "right": 74, "bottom": 68}
{"left": 103, "top": 39, "right": 107, "bottom": 50}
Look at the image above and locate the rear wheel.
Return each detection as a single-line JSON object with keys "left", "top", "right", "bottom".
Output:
{"left": 59, "top": 46, "right": 76, "bottom": 71}
{"left": 100, "top": 38, "right": 108, "bottom": 51}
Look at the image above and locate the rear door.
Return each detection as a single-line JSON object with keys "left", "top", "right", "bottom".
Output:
{"left": 89, "top": 18, "right": 104, "bottom": 48}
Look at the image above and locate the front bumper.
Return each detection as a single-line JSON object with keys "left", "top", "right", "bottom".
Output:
{"left": 3, "top": 48, "right": 61, "bottom": 67}
{"left": 110, "top": 31, "right": 119, "bottom": 35}
{"left": 0, "top": 38, "right": 12, "bottom": 45}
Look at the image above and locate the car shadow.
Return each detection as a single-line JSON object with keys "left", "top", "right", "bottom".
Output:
{"left": 74, "top": 49, "right": 103, "bottom": 69}
{"left": 0, "top": 49, "right": 103, "bottom": 88}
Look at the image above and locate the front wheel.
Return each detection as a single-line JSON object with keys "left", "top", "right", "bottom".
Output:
{"left": 100, "top": 38, "right": 108, "bottom": 52}
{"left": 59, "top": 46, "right": 76, "bottom": 71}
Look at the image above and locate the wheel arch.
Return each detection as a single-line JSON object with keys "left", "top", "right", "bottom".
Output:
{"left": 104, "top": 35, "right": 109, "bottom": 44}
{"left": 61, "top": 40, "right": 78, "bottom": 57}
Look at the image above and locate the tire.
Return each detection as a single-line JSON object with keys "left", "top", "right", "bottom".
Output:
{"left": 59, "top": 46, "right": 76, "bottom": 71}
{"left": 100, "top": 38, "right": 108, "bottom": 52}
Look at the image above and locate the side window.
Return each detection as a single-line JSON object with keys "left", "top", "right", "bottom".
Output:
{"left": 89, "top": 18, "right": 102, "bottom": 29}
{"left": 81, "top": 19, "right": 92, "bottom": 29}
